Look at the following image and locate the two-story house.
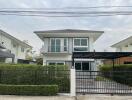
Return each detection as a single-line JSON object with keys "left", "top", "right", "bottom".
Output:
{"left": 35, "top": 29, "right": 104, "bottom": 70}
{"left": 0, "top": 29, "right": 32, "bottom": 63}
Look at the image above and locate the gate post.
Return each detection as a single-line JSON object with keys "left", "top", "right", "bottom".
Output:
{"left": 70, "top": 68, "right": 76, "bottom": 96}
{"left": 71, "top": 55, "right": 76, "bottom": 96}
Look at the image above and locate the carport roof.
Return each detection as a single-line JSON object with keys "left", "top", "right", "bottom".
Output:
{"left": 0, "top": 50, "right": 15, "bottom": 58}
{"left": 72, "top": 52, "right": 132, "bottom": 59}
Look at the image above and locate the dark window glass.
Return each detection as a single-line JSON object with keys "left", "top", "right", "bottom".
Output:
{"left": 57, "top": 63, "right": 64, "bottom": 65}
{"left": 81, "top": 39, "right": 87, "bottom": 46}
{"left": 75, "top": 63, "right": 81, "bottom": 70}
{"left": 74, "top": 47, "right": 88, "bottom": 51}
{"left": 49, "top": 63, "right": 56, "bottom": 65}
{"left": 82, "top": 62, "right": 90, "bottom": 70}
{"left": 74, "top": 39, "right": 80, "bottom": 46}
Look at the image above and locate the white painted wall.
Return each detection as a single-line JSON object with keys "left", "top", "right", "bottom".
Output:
{"left": 1, "top": 34, "right": 12, "bottom": 50}
{"left": 42, "top": 36, "right": 95, "bottom": 65}
{"left": 116, "top": 44, "right": 132, "bottom": 52}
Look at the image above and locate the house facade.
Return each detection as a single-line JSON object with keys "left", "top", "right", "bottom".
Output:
{"left": 104, "top": 36, "right": 132, "bottom": 65}
{"left": 35, "top": 29, "right": 104, "bottom": 70}
{"left": 0, "top": 29, "right": 32, "bottom": 63}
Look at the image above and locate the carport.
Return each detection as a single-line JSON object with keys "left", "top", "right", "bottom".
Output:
{"left": 0, "top": 50, "right": 15, "bottom": 63}
{"left": 70, "top": 52, "right": 132, "bottom": 96}
{"left": 72, "top": 52, "right": 132, "bottom": 69}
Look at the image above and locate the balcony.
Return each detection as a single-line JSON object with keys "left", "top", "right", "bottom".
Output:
{"left": 41, "top": 46, "right": 69, "bottom": 55}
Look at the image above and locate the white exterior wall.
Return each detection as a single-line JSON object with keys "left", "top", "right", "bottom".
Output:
{"left": 1, "top": 34, "right": 12, "bottom": 50}
{"left": 17, "top": 45, "right": 26, "bottom": 59}
{"left": 42, "top": 36, "right": 95, "bottom": 67}
{"left": 116, "top": 44, "right": 132, "bottom": 52}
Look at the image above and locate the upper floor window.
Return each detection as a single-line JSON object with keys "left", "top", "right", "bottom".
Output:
{"left": 21, "top": 47, "right": 25, "bottom": 52}
{"left": 50, "top": 38, "right": 68, "bottom": 52}
{"left": 73, "top": 38, "right": 88, "bottom": 52}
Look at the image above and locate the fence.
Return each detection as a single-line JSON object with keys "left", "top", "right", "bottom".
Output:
{"left": 0, "top": 69, "right": 70, "bottom": 93}
{"left": 76, "top": 71, "right": 132, "bottom": 95}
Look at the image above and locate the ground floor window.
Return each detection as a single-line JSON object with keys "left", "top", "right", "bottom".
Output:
{"left": 48, "top": 61, "right": 65, "bottom": 65}
{"left": 75, "top": 62, "right": 90, "bottom": 71}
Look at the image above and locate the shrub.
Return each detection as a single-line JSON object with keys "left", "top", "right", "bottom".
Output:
{"left": 95, "top": 76, "right": 109, "bottom": 81}
{"left": 0, "top": 85, "right": 58, "bottom": 96}
{"left": 100, "top": 64, "right": 132, "bottom": 86}
{"left": 0, "top": 64, "right": 70, "bottom": 93}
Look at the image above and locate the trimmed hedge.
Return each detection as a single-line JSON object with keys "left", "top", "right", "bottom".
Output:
{"left": 0, "top": 85, "right": 58, "bottom": 96}
{"left": 0, "top": 64, "right": 70, "bottom": 93}
{"left": 100, "top": 64, "right": 132, "bottom": 86}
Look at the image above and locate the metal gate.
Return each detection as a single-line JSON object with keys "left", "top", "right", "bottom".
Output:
{"left": 76, "top": 71, "right": 132, "bottom": 95}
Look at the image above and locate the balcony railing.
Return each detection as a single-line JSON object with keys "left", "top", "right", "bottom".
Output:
{"left": 48, "top": 46, "right": 68, "bottom": 53}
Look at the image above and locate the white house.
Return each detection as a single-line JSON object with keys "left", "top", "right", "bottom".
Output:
{"left": 111, "top": 36, "right": 132, "bottom": 52}
{"left": 35, "top": 29, "right": 104, "bottom": 70}
{"left": 0, "top": 29, "right": 32, "bottom": 63}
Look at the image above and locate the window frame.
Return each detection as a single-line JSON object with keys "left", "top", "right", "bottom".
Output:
{"left": 50, "top": 38, "right": 68, "bottom": 52}
{"left": 73, "top": 38, "right": 89, "bottom": 52}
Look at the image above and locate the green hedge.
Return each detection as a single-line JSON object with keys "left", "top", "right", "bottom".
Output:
{"left": 100, "top": 64, "right": 132, "bottom": 86}
{"left": 0, "top": 64, "right": 70, "bottom": 93}
{"left": 0, "top": 85, "right": 58, "bottom": 96}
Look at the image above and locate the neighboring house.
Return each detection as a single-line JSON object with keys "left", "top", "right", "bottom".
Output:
{"left": 35, "top": 29, "right": 104, "bottom": 71}
{"left": 104, "top": 36, "right": 132, "bottom": 65}
{"left": 0, "top": 29, "right": 32, "bottom": 63}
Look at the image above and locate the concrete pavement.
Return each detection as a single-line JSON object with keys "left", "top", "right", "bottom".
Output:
{"left": 0, "top": 95, "right": 132, "bottom": 100}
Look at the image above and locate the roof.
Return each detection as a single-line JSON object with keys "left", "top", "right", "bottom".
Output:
{"left": 111, "top": 36, "right": 132, "bottom": 47}
{"left": 34, "top": 29, "right": 104, "bottom": 33}
{"left": 72, "top": 52, "right": 132, "bottom": 59}
{"left": 34, "top": 29, "right": 104, "bottom": 41}
{"left": 0, "top": 29, "right": 32, "bottom": 48}
{"left": 0, "top": 50, "right": 15, "bottom": 58}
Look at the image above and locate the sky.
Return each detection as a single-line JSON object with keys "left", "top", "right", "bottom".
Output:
{"left": 0, "top": 0, "right": 132, "bottom": 53}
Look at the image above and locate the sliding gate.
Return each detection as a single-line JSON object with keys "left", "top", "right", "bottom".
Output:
{"left": 76, "top": 70, "right": 132, "bottom": 95}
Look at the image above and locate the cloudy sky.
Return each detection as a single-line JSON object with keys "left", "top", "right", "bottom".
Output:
{"left": 0, "top": 0, "right": 132, "bottom": 53}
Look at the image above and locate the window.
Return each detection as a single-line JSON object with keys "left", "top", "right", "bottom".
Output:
{"left": 48, "top": 62, "right": 65, "bottom": 65}
{"left": 75, "top": 62, "right": 90, "bottom": 71}
{"left": 75, "top": 62, "right": 81, "bottom": 70}
{"left": 64, "top": 38, "right": 67, "bottom": 51}
{"left": 21, "top": 47, "right": 25, "bottom": 52}
{"left": 50, "top": 38, "right": 68, "bottom": 52}
{"left": 48, "top": 62, "right": 56, "bottom": 65}
{"left": 74, "top": 38, "right": 88, "bottom": 52}
{"left": 50, "top": 38, "right": 61, "bottom": 52}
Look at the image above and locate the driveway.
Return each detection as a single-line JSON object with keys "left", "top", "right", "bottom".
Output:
{"left": 76, "top": 79, "right": 132, "bottom": 94}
